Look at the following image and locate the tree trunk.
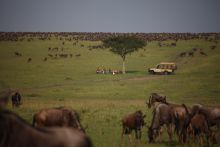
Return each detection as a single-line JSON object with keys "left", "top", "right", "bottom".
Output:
{"left": 122, "top": 58, "right": 126, "bottom": 74}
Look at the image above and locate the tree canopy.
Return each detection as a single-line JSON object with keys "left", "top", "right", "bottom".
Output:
{"left": 103, "top": 36, "right": 146, "bottom": 74}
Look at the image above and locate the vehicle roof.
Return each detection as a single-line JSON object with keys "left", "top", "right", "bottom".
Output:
{"left": 159, "top": 62, "right": 176, "bottom": 65}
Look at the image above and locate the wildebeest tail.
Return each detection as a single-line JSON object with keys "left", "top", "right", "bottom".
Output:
{"left": 173, "top": 112, "right": 180, "bottom": 134}
{"left": 182, "top": 104, "right": 189, "bottom": 115}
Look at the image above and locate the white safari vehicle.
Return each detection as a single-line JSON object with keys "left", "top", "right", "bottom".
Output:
{"left": 148, "top": 62, "right": 177, "bottom": 75}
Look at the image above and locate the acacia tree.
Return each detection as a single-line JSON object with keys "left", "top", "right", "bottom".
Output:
{"left": 103, "top": 36, "right": 146, "bottom": 74}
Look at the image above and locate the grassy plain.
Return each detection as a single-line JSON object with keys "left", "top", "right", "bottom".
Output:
{"left": 0, "top": 37, "right": 220, "bottom": 147}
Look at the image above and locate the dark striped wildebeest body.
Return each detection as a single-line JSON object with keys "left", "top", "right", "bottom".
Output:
{"left": 0, "top": 110, "right": 92, "bottom": 147}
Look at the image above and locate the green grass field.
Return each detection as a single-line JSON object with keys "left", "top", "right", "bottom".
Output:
{"left": 0, "top": 37, "right": 220, "bottom": 147}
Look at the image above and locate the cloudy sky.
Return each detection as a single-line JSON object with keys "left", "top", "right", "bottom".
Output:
{"left": 0, "top": 0, "right": 219, "bottom": 32}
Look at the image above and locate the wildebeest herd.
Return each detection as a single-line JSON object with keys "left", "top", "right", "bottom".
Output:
{"left": 145, "top": 93, "right": 220, "bottom": 147}
{"left": 118, "top": 93, "right": 220, "bottom": 147}
{"left": 1, "top": 90, "right": 220, "bottom": 147}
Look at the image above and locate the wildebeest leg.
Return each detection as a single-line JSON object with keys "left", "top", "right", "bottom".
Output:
{"left": 158, "top": 127, "right": 164, "bottom": 142}
{"left": 120, "top": 128, "right": 125, "bottom": 146}
{"left": 135, "top": 129, "right": 141, "bottom": 139}
{"left": 199, "top": 135, "right": 203, "bottom": 147}
{"left": 134, "top": 129, "right": 141, "bottom": 147}
{"left": 167, "top": 124, "right": 173, "bottom": 143}
{"left": 205, "top": 134, "right": 209, "bottom": 147}
{"left": 128, "top": 134, "right": 133, "bottom": 144}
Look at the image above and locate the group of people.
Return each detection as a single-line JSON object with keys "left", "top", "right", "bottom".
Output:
{"left": 96, "top": 66, "right": 122, "bottom": 75}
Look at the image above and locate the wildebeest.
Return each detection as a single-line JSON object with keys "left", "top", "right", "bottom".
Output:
{"left": 181, "top": 104, "right": 213, "bottom": 146}
{"left": 121, "top": 110, "right": 146, "bottom": 144}
{"left": 14, "top": 51, "right": 22, "bottom": 56}
{"left": 189, "top": 114, "right": 212, "bottom": 147}
{"left": 190, "top": 104, "right": 220, "bottom": 128}
{"left": 11, "top": 91, "right": 21, "bottom": 107}
{"left": 179, "top": 52, "right": 186, "bottom": 57}
{"left": 148, "top": 103, "right": 174, "bottom": 143}
{"left": 146, "top": 93, "right": 167, "bottom": 108}
{"left": 188, "top": 52, "right": 194, "bottom": 57}
{"left": 210, "top": 45, "right": 216, "bottom": 50}
{"left": 0, "top": 110, "right": 92, "bottom": 147}
{"left": 148, "top": 102, "right": 191, "bottom": 144}
{"left": 27, "top": 57, "right": 32, "bottom": 63}
{"left": 43, "top": 57, "right": 47, "bottom": 61}
{"left": 32, "top": 107, "right": 85, "bottom": 132}
{"left": 192, "top": 48, "right": 197, "bottom": 52}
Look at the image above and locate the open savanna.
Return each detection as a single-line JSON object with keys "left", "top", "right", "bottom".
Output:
{"left": 0, "top": 37, "right": 220, "bottom": 147}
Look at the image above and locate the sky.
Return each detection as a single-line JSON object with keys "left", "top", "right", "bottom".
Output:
{"left": 0, "top": 0, "right": 220, "bottom": 33}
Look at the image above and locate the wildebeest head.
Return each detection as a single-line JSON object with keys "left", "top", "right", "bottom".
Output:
{"left": 69, "top": 110, "right": 85, "bottom": 133}
{"left": 146, "top": 93, "right": 167, "bottom": 108}
{"left": 134, "top": 110, "right": 146, "bottom": 129}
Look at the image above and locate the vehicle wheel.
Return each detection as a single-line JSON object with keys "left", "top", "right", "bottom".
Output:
{"left": 164, "top": 71, "right": 168, "bottom": 75}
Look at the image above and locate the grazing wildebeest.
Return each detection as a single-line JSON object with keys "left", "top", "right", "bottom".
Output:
{"left": 188, "top": 52, "right": 194, "bottom": 57}
{"left": 27, "top": 57, "right": 32, "bottom": 63}
{"left": 179, "top": 52, "right": 186, "bottom": 57}
{"left": 148, "top": 103, "right": 174, "bottom": 143}
{"left": 33, "top": 107, "right": 85, "bottom": 132}
{"left": 11, "top": 91, "right": 21, "bottom": 107}
{"left": 146, "top": 93, "right": 167, "bottom": 108}
{"left": 210, "top": 45, "right": 216, "bottom": 50}
{"left": 121, "top": 110, "right": 146, "bottom": 144}
{"left": 190, "top": 104, "right": 220, "bottom": 128}
{"left": 0, "top": 110, "right": 92, "bottom": 147}
{"left": 181, "top": 104, "right": 212, "bottom": 146}
{"left": 43, "top": 57, "right": 47, "bottom": 61}
{"left": 148, "top": 102, "right": 191, "bottom": 144}
{"left": 0, "top": 90, "right": 13, "bottom": 108}
{"left": 192, "top": 48, "right": 197, "bottom": 52}
{"left": 14, "top": 51, "right": 22, "bottom": 56}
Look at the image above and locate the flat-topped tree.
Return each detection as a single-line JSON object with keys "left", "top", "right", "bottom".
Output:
{"left": 103, "top": 36, "right": 146, "bottom": 74}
